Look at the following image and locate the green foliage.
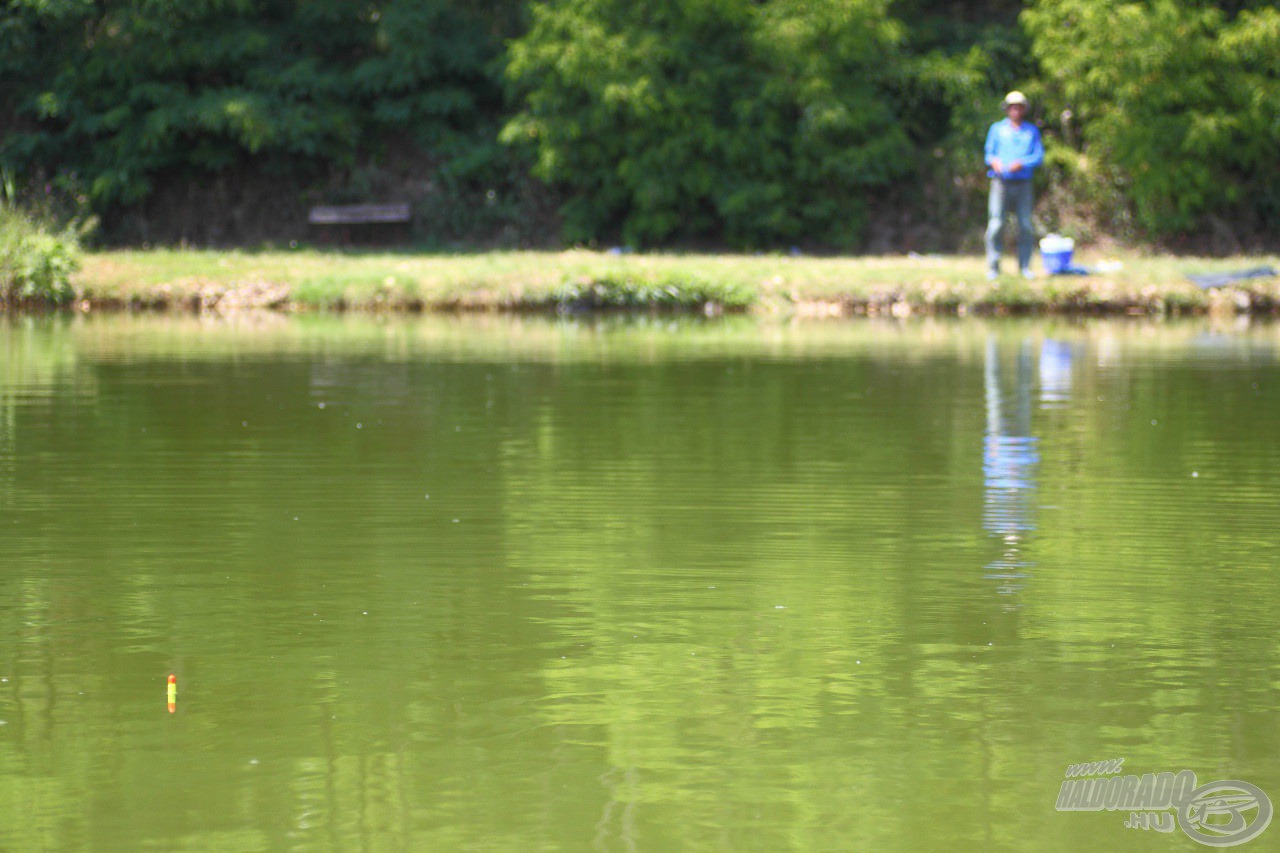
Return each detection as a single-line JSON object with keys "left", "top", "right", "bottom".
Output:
{"left": 3, "top": 0, "right": 1278, "bottom": 250}
{"left": 503, "top": 0, "right": 912, "bottom": 249}
{"left": 1035, "top": 139, "right": 1136, "bottom": 243}
{"left": 890, "top": 0, "right": 1031, "bottom": 147}
{"left": 0, "top": 1, "right": 516, "bottom": 213}
{"left": 546, "top": 273, "right": 752, "bottom": 310}
{"left": 1025, "top": 0, "right": 1280, "bottom": 236}
{"left": 0, "top": 206, "right": 79, "bottom": 304}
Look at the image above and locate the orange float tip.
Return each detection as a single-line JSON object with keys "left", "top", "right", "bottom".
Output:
{"left": 168, "top": 674, "right": 177, "bottom": 684}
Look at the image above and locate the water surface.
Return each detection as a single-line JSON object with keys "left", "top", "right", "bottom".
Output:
{"left": 1, "top": 314, "right": 1277, "bottom": 850}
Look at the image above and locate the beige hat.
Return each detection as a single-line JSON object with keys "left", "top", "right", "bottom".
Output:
{"left": 1003, "top": 91, "right": 1029, "bottom": 108}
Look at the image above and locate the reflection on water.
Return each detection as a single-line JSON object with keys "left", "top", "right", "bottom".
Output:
{"left": 983, "top": 336, "right": 1040, "bottom": 600}
{"left": 981, "top": 337, "right": 1078, "bottom": 602}
{"left": 1038, "top": 339, "right": 1074, "bottom": 408}
{"left": 1, "top": 314, "right": 1279, "bottom": 851}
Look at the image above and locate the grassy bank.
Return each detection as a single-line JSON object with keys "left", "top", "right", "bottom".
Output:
{"left": 66, "top": 247, "right": 1280, "bottom": 315}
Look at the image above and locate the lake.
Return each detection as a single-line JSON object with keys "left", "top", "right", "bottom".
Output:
{"left": 1, "top": 313, "right": 1277, "bottom": 850}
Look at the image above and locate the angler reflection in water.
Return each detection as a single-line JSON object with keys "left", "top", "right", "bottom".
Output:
{"left": 982, "top": 337, "right": 1072, "bottom": 601}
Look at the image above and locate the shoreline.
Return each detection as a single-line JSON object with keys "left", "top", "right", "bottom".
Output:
{"left": 12, "top": 248, "right": 1280, "bottom": 316}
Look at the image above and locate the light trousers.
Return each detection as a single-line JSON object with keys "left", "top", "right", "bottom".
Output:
{"left": 985, "top": 179, "right": 1035, "bottom": 273}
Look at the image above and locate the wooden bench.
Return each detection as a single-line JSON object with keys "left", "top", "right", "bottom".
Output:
{"left": 307, "top": 203, "right": 411, "bottom": 243}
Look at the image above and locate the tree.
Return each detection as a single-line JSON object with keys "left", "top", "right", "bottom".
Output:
{"left": 1025, "top": 0, "right": 1280, "bottom": 236}
{"left": 503, "top": 0, "right": 912, "bottom": 248}
{"left": 0, "top": 1, "right": 516, "bottom": 216}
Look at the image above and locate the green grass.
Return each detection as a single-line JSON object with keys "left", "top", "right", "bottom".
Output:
{"left": 70, "top": 246, "right": 1280, "bottom": 314}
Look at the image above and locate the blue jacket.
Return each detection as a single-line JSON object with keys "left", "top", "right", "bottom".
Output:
{"left": 985, "top": 118, "right": 1043, "bottom": 181}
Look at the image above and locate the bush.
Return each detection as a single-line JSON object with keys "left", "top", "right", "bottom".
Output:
{"left": 0, "top": 1, "right": 524, "bottom": 236}
{"left": 503, "top": 0, "right": 911, "bottom": 249}
{"left": 0, "top": 207, "right": 79, "bottom": 305}
{"left": 545, "top": 274, "right": 752, "bottom": 310}
{"left": 1025, "top": 1, "right": 1280, "bottom": 238}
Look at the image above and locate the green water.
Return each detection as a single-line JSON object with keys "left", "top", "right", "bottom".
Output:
{"left": 1, "top": 314, "right": 1278, "bottom": 851}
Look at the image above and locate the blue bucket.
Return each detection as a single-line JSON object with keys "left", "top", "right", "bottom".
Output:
{"left": 1040, "top": 236, "right": 1075, "bottom": 275}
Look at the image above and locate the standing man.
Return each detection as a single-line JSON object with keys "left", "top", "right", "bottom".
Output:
{"left": 984, "top": 91, "right": 1044, "bottom": 279}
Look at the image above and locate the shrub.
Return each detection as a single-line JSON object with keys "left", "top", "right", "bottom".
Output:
{"left": 0, "top": 207, "right": 79, "bottom": 305}
{"left": 545, "top": 274, "right": 752, "bottom": 310}
{"left": 503, "top": 0, "right": 911, "bottom": 249}
{"left": 1025, "top": 1, "right": 1280, "bottom": 237}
